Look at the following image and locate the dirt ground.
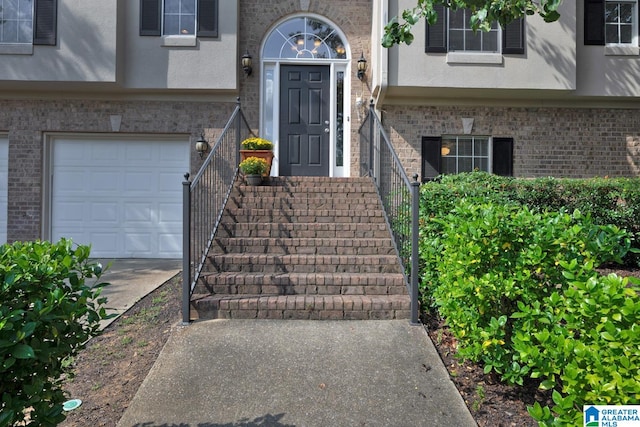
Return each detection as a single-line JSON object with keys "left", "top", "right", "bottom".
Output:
{"left": 59, "top": 267, "right": 640, "bottom": 427}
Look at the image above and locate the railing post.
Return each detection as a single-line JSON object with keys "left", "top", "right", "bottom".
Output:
{"left": 410, "top": 174, "right": 421, "bottom": 325}
{"left": 368, "top": 100, "right": 375, "bottom": 179}
{"left": 236, "top": 97, "right": 242, "bottom": 166}
{"left": 181, "top": 173, "right": 191, "bottom": 325}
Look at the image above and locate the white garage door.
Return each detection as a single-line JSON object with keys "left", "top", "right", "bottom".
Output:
{"left": 0, "top": 137, "right": 7, "bottom": 244}
{"left": 51, "top": 137, "right": 189, "bottom": 258}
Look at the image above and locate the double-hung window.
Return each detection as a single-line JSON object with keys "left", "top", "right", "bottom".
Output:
{"left": 140, "top": 0, "right": 218, "bottom": 38}
{"left": 585, "top": 0, "right": 639, "bottom": 49}
{"left": 422, "top": 136, "right": 514, "bottom": 181}
{"left": 426, "top": 6, "right": 525, "bottom": 55}
{"left": 605, "top": 0, "right": 637, "bottom": 44}
{"left": 0, "top": 0, "right": 57, "bottom": 54}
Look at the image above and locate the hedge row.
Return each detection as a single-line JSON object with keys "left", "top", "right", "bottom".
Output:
{"left": 418, "top": 173, "right": 640, "bottom": 426}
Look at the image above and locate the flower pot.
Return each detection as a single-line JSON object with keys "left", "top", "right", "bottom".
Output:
{"left": 240, "top": 150, "right": 274, "bottom": 176}
{"left": 245, "top": 174, "right": 263, "bottom": 186}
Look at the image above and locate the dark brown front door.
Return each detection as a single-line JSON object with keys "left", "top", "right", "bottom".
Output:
{"left": 279, "top": 65, "right": 330, "bottom": 176}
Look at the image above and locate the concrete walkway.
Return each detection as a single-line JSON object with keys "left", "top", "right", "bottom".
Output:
{"left": 117, "top": 319, "right": 477, "bottom": 427}
{"left": 94, "top": 259, "right": 181, "bottom": 329}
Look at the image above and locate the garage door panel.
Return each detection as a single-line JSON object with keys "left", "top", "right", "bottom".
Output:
{"left": 124, "top": 203, "right": 153, "bottom": 222}
{"left": 159, "top": 234, "right": 181, "bottom": 255}
{"left": 91, "top": 203, "right": 119, "bottom": 223}
{"left": 125, "top": 145, "right": 155, "bottom": 162}
{"left": 52, "top": 138, "right": 188, "bottom": 258}
{"left": 158, "top": 202, "right": 181, "bottom": 223}
{"left": 91, "top": 145, "right": 120, "bottom": 162}
{"left": 125, "top": 233, "right": 153, "bottom": 253}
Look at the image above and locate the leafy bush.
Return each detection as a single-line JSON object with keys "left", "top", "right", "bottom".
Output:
{"left": 427, "top": 200, "right": 632, "bottom": 379}
{"left": 417, "top": 172, "right": 640, "bottom": 425}
{"left": 520, "top": 267, "right": 640, "bottom": 426}
{"left": 240, "top": 137, "right": 273, "bottom": 151}
{"left": 0, "top": 240, "right": 110, "bottom": 426}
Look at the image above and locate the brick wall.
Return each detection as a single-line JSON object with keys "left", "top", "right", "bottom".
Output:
{"left": 383, "top": 105, "right": 640, "bottom": 179}
{"left": 0, "top": 99, "right": 235, "bottom": 242}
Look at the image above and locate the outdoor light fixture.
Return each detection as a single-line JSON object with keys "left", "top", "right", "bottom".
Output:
{"left": 241, "top": 51, "right": 252, "bottom": 76}
{"left": 357, "top": 52, "right": 367, "bottom": 81}
{"left": 195, "top": 134, "right": 209, "bottom": 158}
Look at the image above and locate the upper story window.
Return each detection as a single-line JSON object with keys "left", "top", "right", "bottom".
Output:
{"left": 605, "top": 0, "right": 637, "bottom": 44}
{"left": 585, "top": 0, "right": 639, "bottom": 49}
{"left": 426, "top": 6, "right": 525, "bottom": 55}
{"left": 140, "top": 0, "right": 218, "bottom": 38}
{"left": 449, "top": 9, "right": 499, "bottom": 52}
{"left": 0, "top": 0, "right": 33, "bottom": 44}
{"left": 0, "top": 0, "right": 56, "bottom": 53}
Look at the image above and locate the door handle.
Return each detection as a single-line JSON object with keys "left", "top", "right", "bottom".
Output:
{"left": 324, "top": 128, "right": 330, "bottom": 133}
{"left": 324, "top": 120, "right": 330, "bottom": 125}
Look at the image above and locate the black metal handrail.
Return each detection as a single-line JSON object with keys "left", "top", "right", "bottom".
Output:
{"left": 359, "top": 101, "right": 420, "bottom": 324}
{"left": 181, "top": 99, "right": 255, "bottom": 323}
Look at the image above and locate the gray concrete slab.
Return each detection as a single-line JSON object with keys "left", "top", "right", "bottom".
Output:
{"left": 117, "top": 320, "right": 477, "bottom": 427}
{"left": 92, "top": 259, "right": 181, "bottom": 329}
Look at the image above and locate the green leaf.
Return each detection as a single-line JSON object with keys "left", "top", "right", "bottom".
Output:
{"left": 13, "top": 344, "right": 35, "bottom": 359}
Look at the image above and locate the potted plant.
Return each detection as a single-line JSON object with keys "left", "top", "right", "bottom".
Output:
{"left": 239, "top": 156, "right": 269, "bottom": 185}
{"left": 240, "top": 137, "right": 274, "bottom": 175}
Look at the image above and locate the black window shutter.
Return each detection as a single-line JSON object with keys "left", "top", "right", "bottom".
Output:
{"left": 584, "top": 0, "right": 605, "bottom": 45}
{"left": 425, "top": 5, "right": 447, "bottom": 53}
{"left": 33, "top": 0, "right": 57, "bottom": 46}
{"left": 422, "top": 136, "right": 443, "bottom": 181}
{"left": 198, "top": 0, "right": 219, "bottom": 37}
{"left": 493, "top": 137, "right": 514, "bottom": 176}
{"left": 502, "top": 17, "right": 525, "bottom": 54}
{"left": 140, "top": 0, "right": 161, "bottom": 36}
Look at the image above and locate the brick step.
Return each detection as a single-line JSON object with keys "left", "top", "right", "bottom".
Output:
{"left": 211, "top": 237, "right": 395, "bottom": 255}
{"left": 191, "top": 294, "right": 411, "bottom": 320}
{"left": 205, "top": 254, "right": 403, "bottom": 274}
{"left": 226, "top": 196, "right": 382, "bottom": 211}
{"left": 222, "top": 208, "right": 386, "bottom": 224}
{"left": 215, "top": 222, "right": 392, "bottom": 239}
{"left": 232, "top": 188, "right": 379, "bottom": 200}
{"left": 194, "top": 272, "right": 407, "bottom": 296}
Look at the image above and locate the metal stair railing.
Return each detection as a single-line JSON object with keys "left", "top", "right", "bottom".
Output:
{"left": 359, "top": 101, "right": 421, "bottom": 325}
{"left": 182, "top": 99, "right": 255, "bottom": 323}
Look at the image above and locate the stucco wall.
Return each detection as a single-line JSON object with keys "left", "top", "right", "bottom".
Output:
{"left": 386, "top": 0, "right": 577, "bottom": 92}
{"left": 383, "top": 105, "right": 640, "bottom": 179}
{"left": 0, "top": 0, "right": 118, "bottom": 84}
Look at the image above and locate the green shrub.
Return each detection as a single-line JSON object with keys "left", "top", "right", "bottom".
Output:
{"left": 417, "top": 173, "right": 639, "bottom": 425}
{"left": 426, "top": 200, "right": 632, "bottom": 381}
{"left": 0, "top": 240, "right": 110, "bottom": 426}
{"left": 519, "top": 268, "right": 640, "bottom": 426}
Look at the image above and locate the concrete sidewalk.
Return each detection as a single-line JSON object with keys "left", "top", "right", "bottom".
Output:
{"left": 117, "top": 319, "right": 477, "bottom": 427}
{"left": 94, "top": 259, "right": 181, "bottom": 329}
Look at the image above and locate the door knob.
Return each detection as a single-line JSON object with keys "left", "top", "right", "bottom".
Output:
{"left": 324, "top": 128, "right": 330, "bottom": 133}
{"left": 324, "top": 120, "right": 330, "bottom": 125}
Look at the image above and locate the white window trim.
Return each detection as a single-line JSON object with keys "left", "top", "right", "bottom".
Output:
{"left": 0, "top": 0, "right": 35, "bottom": 54}
{"left": 446, "top": 52, "right": 503, "bottom": 64}
{"left": 447, "top": 8, "right": 501, "bottom": 55}
{"left": 162, "top": 35, "right": 197, "bottom": 46}
{"left": 441, "top": 135, "right": 493, "bottom": 174}
{"left": 604, "top": 0, "right": 638, "bottom": 47}
{"left": 162, "top": 0, "right": 197, "bottom": 37}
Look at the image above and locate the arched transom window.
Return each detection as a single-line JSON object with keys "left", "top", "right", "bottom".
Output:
{"left": 263, "top": 17, "right": 347, "bottom": 60}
